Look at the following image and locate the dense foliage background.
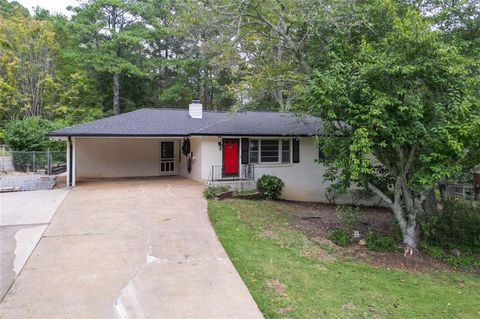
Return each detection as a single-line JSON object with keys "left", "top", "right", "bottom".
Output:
{"left": 0, "top": 0, "right": 478, "bottom": 122}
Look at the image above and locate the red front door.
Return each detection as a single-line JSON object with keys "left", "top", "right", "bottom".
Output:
{"left": 223, "top": 139, "right": 239, "bottom": 175}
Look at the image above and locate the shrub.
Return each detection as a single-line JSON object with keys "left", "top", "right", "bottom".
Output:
{"left": 4, "top": 117, "right": 63, "bottom": 151}
{"left": 421, "top": 241, "right": 480, "bottom": 269}
{"left": 328, "top": 228, "right": 351, "bottom": 246}
{"left": 203, "top": 188, "right": 215, "bottom": 199}
{"left": 420, "top": 242, "right": 445, "bottom": 259}
{"left": 257, "top": 175, "right": 284, "bottom": 199}
{"left": 418, "top": 200, "right": 480, "bottom": 268}
{"left": 445, "top": 255, "right": 480, "bottom": 268}
{"left": 336, "top": 205, "right": 360, "bottom": 232}
{"left": 420, "top": 200, "right": 480, "bottom": 250}
{"left": 364, "top": 231, "right": 397, "bottom": 252}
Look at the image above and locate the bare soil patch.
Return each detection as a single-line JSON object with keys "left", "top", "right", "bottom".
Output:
{"left": 282, "top": 201, "right": 459, "bottom": 272}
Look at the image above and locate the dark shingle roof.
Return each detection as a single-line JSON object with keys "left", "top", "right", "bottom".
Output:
{"left": 48, "top": 108, "right": 323, "bottom": 137}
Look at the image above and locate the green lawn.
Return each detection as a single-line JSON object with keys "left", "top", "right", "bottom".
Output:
{"left": 208, "top": 199, "right": 480, "bottom": 319}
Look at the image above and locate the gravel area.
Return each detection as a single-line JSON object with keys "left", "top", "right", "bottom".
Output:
{"left": 0, "top": 175, "right": 56, "bottom": 191}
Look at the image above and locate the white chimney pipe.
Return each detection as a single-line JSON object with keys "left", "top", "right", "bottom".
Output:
{"left": 189, "top": 99, "right": 203, "bottom": 119}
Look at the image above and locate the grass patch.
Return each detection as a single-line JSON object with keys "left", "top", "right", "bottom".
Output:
{"left": 209, "top": 199, "right": 480, "bottom": 318}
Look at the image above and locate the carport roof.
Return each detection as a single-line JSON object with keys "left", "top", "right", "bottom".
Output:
{"left": 48, "top": 108, "right": 323, "bottom": 137}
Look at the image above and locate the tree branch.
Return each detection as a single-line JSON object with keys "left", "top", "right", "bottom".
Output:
{"left": 367, "top": 182, "right": 392, "bottom": 205}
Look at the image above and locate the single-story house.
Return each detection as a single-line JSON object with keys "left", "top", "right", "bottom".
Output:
{"left": 48, "top": 100, "right": 363, "bottom": 203}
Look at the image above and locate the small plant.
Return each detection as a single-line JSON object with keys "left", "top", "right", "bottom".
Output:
{"left": 203, "top": 188, "right": 215, "bottom": 199}
{"left": 257, "top": 175, "right": 284, "bottom": 199}
{"left": 336, "top": 205, "right": 360, "bottom": 232}
{"left": 420, "top": 242, "right": 445, "bottom": 259}
{"left": 203, "top": 186, "right": 229, "bottom": 199}
{"left": 328, "top": 229, "right": 351, "bottom": 246}
{"left": 364, "top": 231, "right": 397, "bottom": 252}
{"left": 446, "top": 254, "right": 480, "bottom": 268}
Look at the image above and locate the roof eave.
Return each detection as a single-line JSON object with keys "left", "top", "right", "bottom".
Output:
{"left": 47, "top": 132, "right": 319, "bottom": 138}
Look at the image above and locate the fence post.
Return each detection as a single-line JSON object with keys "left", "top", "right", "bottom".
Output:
{"left": 47, "top": 148, "right": 51, "bottom": 175}
{"left": 32, "top": 151, "right": 36, "bottom": 174}
{"left": 1, "top": 145, "right": 4, "bottom": 172}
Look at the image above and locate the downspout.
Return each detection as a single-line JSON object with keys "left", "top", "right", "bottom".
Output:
{"left": 68, "top": 136, "right": 73, "bottom": 187}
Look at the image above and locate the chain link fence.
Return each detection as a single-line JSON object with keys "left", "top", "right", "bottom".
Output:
{"left": 447, "top": 184, "right": 477, "bottom": 201}
{"left": 0, "top": 144, "right": 66, "bottom": 174}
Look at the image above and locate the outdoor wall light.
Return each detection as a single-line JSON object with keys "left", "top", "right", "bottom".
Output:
{"left": 218, "top": 142, "right": 222, "bottom": 150}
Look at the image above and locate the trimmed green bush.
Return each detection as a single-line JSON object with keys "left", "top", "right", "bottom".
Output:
{"left": 328, "top": 228, "right": 351, "bottom": 246}
{"left": 256, "top": 175, "right": 284, "bottom": 199}
{"left": 364, "top": 231, "right": 397, "bottom": 252}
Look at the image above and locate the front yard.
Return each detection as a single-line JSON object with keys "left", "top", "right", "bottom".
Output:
{"left": 209, "top": 199, "right": 480, "bottom": 318}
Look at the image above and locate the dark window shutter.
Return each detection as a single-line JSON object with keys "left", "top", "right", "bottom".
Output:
{"left": 241, "top": 138, "right": 249, "bottom": 164}
{"left": 292, "top": 138, "right": 300, "bottom": 163}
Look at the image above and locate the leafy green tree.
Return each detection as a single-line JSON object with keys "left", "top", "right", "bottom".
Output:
{"left": 306, "top": 1, "right": 479, "bottom": 254}
{"left": 69, "top": 0, "right": 156, "bottom": 114}
{"left": 0, "top": 8, "right": 105, "bottom": 126}
{"left": 4, "top": 117, "right": 62, "bottom": 151}
{"left": 192, "top": 0, "right": 328, "bottom": 111}
{"left": 0, "top": 14, "right": 58, "bottom": 120}
{"left": 0, "top": 0, "right": 29, "bottom": 18}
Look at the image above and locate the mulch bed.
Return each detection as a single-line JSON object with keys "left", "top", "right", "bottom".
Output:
{"left": 282, "top": 201, "right": 466, "bottom": 273}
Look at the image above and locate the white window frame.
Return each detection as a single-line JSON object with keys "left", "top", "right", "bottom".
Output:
{"left": 249, "top": 138, "right": 291, "bottom": 164}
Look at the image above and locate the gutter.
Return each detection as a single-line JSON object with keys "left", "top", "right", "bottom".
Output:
{"left": 48, "top": 133, "right": 317, "bottom": 138}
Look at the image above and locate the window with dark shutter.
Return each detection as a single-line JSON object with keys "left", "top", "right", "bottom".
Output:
{"left": 292, "top": 138, "right": 300, "bottom": 163}
{"left": 241, "top": 138, "right": 249, "bottom": 164}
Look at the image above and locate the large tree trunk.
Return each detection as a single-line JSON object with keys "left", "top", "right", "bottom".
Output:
{"left": 369, "top": 176, "right": 429, "bottom": 256}
{"left": 390, "top": 202, "right": 419, "bottom": 255}
{"left": 113, "top": 73, "right": 120, "bottom": 115}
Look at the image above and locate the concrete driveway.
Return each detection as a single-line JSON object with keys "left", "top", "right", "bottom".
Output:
{"left": 0, "top": 188, "right": 70, "bottom": 300}
{"left": 0, "top": 177, "right": 263, "bottom": 318}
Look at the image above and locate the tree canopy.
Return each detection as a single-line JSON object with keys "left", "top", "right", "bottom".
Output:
{"left": 305, "top": 0, "right": 479, "bottom": 251}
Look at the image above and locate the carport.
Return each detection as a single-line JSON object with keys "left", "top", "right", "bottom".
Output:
{"left": 48, "top": 106, "right": 207, "bottom": 187}
{"left": 64, "top": 136, "right": 184, "bottom": 186}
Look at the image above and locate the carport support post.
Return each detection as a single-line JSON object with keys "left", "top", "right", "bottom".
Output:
{"left": 67, "top": 137, "right": 75, "bottom": 187}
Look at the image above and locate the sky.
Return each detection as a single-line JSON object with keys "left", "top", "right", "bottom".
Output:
{"left": 14, "top": 0, "right": 80, "bottom": 16}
